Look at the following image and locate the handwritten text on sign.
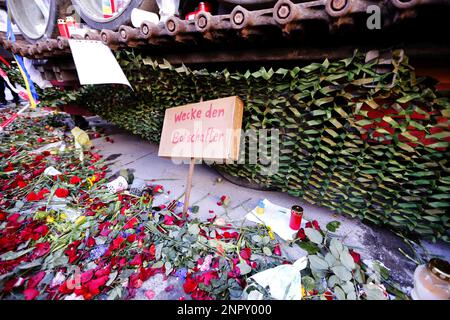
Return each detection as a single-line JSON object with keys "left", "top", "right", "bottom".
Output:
{"left": 158, "top": 96, "right": 244, "bottom": 160}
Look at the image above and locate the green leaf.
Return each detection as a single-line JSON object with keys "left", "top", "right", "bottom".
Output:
{"left": 302, "top": 276, "right": 316, "bottom": 292}
{"left": 363, "top": 284, "right": 387, "bottom": 300}
{"left": 237, "top": 262, "right": 252, "bottom": 275}
{"left": 188, "top": 223, "right": 200, "bottom": 235}
{"left": 252, "top": 235, "right": 262, "bottom": 244}
{"left": 333, "top": 285, "right": 346, "bottom": 300}
{"left": 327, "top": 275, "right": 340, "bottom": 288}
{"left": 152, "top": 261, "right": 164, "bottom": 269}
{"left": 324, "top": 253, "right": 337, "bottom": 267}
{"left": 308, "top": 255, "right": 329, "bottom": 270}
{"left": 0, "top": 248, "right": 33, "bottom": 261}
{"left": 330, "top": 238, "right": 343, "bottom": 259}
{"left": 340, "top": 249, "right": 356, "bottom": 270}
{"left": 106, "top": 271, "right": 118, "bottom": 286}
{"left": 262, "top": 247, "right": 272, "bottom": 256}
{"left": 298, "top": 241, "right": 320, "bottom": 255}
{"left": 332, "top": 265, "right": 353, "bottom": 281}
{"left": 326, "top": 221, "right": 341, "bottom": 232}
{"left": 191, "top": 205, "right": 199, "bottom": 214}
{"left": 305, "top": 228, "right": 323, "bottom": 244}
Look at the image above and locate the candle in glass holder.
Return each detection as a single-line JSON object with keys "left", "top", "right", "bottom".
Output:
{"left": 411, "top": 258, "right": 450, "bottom": 300}
{"left": 289, "top": 205, "right": 303, "bottom": 230}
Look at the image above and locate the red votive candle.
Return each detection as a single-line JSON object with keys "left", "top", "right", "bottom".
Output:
{"left": 289, "top": 205, "right": 303, "bottom": 230}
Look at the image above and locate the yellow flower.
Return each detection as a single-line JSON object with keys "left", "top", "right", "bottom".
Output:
{"left": 46, "top": 216, "right": 55, "bottom": 224}
{"left": 267, "top": 226, "right": 275, "bottom": 240}
{"left": 87, "top": 175, "right": 98, "bottom": 189}
{"left": 301, "top": 286, "right": 306, "bottom": 299}
{"left": 87, "top": 177, "right": 94, "bottom": 189}
{"left": 60, "top": 213, "right": 67, "bottom": 220}
{"left": 75, "top": 216, "right": 86, "bottom": 226}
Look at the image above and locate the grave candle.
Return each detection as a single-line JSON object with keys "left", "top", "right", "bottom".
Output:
{"left": 289, "top": 205, "right": 303, "bottom": 230}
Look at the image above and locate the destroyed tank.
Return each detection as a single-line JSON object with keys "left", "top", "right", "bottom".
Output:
{"left": 1, "top": 0, "right": 449, "bottom": 242}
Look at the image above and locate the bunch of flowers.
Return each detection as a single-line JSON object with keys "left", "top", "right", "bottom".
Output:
{"left": 0, "top": 107, "right": 406, "bottom": 300}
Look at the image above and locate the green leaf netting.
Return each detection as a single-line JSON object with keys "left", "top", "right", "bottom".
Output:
{"left": 34, "top": 50, "right": 450, "bottom": 241}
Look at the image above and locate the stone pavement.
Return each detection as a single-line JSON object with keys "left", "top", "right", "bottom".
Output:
{"left": 86, "top": 116, "right": 449, "bottom": 300}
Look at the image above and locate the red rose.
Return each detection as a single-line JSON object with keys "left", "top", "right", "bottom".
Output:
{"left": 273, "top": 245, "right": 282, "bottom": 256}
{"left": 312, "top": 220, "right": 321, "bottom": 231}
{"left": 32, "top": 242, "right": 50, "bottom": 259}
{"left": 18, "top": 180, "right": 27, "bottom": 188}
{"left": 37, "top": 188, "right": 50, "bottom": 200}
{"left": 130, "top": 254, "right": 142, "bottom": 266}
{"left": 306, "top": 220, "right": 321, "bottom": 231}
{"left": 163, "top": 215, "right": 175, "bottom": 225}
{"left": 129, "top": 273, "right": 143, "bottom": 289}
{"left": 84, "top": 237, "right": 95, "bottom": 248}
{"left": 239, "top": 247, "right": 252, "bottom": 260}
{"left": 349, "top": 249, "right": 362, "bottom": 265}
{"left": 33, "top": 225, "right": 49, "bottom": 237}
{"left": 149, "top": 244, "right": 156, "bottom": 256}
{"left": 297, "top": 228, "right": 306, "bottom": 241}
{"left": 183, "top": 275, "right": 198, "bottom": 294}
{"left": 37, "top": 137, "right": 44, "bottom": 143}
{"left": 58, "top": 281, "right": 74, "bottom": 295}
{"left": 87, "top": 275, "right": 109, "bottom": 296}
{"left": 70, "top": 176, "right": 81, "bottom": 184}
{"left": 124, "top": 217, "right": 138, "bottom": 230}
{"left": 55, "top": 188, "right": 69, "bottom": 198}
{"left": 7, "top": 213, "right": 20, "bottom": 223}
{"left": 110, "top": 236, "right": 125, "bottom": 250}
{"left": 324, "top": 290, "right": 333, "bottom": 300}
{"left": 23, "top": 288, "right": 40, "bottom": 300}
{"left": 26, "top": 192, "right": 39, "bottom": 202}
{"left": 26, "top": 271, "right": 46, "bottom": 289}
{"left": 81, "top": 270, "right": 94, "bottom": 284}
{"left": 127, "top": 234, "right": 137, "bottom": 243}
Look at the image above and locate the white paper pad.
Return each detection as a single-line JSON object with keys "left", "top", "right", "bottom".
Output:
{"left": 68, "top": 39, "right": 131, "bottom": 87}
{"left": 245, "top": 199, "right": 308, "bottom": 241}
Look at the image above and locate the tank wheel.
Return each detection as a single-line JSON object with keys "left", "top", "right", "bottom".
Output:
{"left": 70, "top": 0, "right": 158, "bottom": 31}
{"left": 8, "top": 0, "right": 71, "bottom": 43}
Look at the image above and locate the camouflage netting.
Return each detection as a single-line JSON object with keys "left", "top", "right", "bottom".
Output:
{"left": 11, "top": 50, "right": 450, "bottom": 241}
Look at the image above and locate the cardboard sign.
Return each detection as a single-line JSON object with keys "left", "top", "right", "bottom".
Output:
{"left": 158, "top": 96, "right": 244, "bottom": 161}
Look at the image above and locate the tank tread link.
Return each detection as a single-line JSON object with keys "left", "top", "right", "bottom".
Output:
{"left": 1, "top": 0, "right": 450, "bottom": 61}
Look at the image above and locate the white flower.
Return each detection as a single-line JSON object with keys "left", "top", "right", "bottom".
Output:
{"left": 51, "top": 271, "right": 66, "bottom": 288}
{"left": 215, "top": 218, "right": 226, "bottom": 226}
{"left": 198, "top": 255, "right": 213, "bottom": 272}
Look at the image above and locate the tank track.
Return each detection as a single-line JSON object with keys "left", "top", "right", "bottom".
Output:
{"left": 1, "top": 0, "right": 450, "bottom": 61}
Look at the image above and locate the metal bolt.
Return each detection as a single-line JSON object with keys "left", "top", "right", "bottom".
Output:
{"left": 142, "top": 25, "right": 149, "bottom": 35}
{"left": 278, "top": 4, "right": 291, "bottom": 19}
{"left": 167, "top": 20, "right": 176, "bottom": 32}
{"left": 234, "top": 11, "right": 244, "bottom": 25}
{"left": 331, "top": 0, "right": 348, "bottom": 11}
{"left": 198, "top": 16, "right": 207, "bottom": 29}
